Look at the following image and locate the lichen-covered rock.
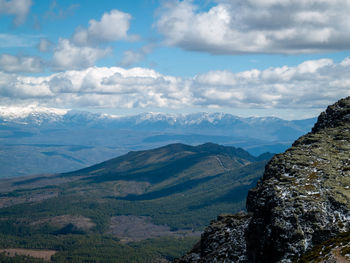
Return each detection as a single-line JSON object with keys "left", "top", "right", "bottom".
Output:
{"left": 296, "top": 231, "right": 350, "bottom": 263}
{"left": 176, "top": 96, "right": 350, "bottom": 263}
{"left": 246, "top": 96, "right": 350, "bottom": 262}
{"left": 175, "top": 212, "right": 250, "bottom": 263}
{"left": 312, "top": 96, "right": 350, "bottom": 133}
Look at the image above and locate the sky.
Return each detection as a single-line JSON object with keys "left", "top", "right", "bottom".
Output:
{"left": 1, "top": 0, "right": 350, "bottom": 120}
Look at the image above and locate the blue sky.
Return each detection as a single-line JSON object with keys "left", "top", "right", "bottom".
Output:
{"left": 1, "top": 0, "right": 350, "bottom": 119}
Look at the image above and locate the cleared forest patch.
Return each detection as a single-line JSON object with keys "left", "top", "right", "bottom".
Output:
{"left": 31, "top": 214, "right": 95, "bottom": 231}
{"left": 0, "top": 248, "right": 56, "bottom": 261}
{"left": 108, "top": 215, "right": 200, "bottom": 242}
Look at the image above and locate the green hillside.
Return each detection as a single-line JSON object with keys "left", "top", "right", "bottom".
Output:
{"left": 0, "top": 143, "right": 272, "bottom": 262}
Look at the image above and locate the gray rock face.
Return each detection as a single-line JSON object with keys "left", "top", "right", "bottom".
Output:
{"left": 176, "top": 96, "right": 350, "bottom": 263}
{"left": 312, "top": 97, "right": 350, "bottom": 133}
{"left": 175, "top": 212, "right": 251, "bottom": 263}
{"left": 246, "top": 96, "right": 350, "bottom": 262}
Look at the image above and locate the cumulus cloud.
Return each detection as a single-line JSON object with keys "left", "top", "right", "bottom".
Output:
{"left": 0, "top": 0, "right": 32, "bottom": 25}
{"left": 0, "top": 54, "right": 43, "bottom": 73}
{"left": 193, "top": 58, "right": 347, "bottom": 109}
{"left": 72, "top": 9, "right": 136, "bottom": 45}
{"left": 0, "top": 72, "right": 52, "bottom": 100}
{"left": 52, "top": 38, "right": 111, "bottom": 70}
{"left": 156, "top": 0, "right": 350, "bottom": 54}
{"left": 49, "top": 67, "right": 190, "bottom": 108}
{"left": 50, "top": 9, "right": 137, "bottom": 71}
{"left": 120, "top": 50, "right": 144, "bottom": 67}
{"left": 38, "top": 38, "right": 53, "bottom": 52}
{"left": 120, "top": 44, "right": 155, "bottom": 67}
{"left": 0, "top": 67, "right": 190, "bottom": 109}
{"left": 1, "top": 58, "right": 349, "bottom": 112}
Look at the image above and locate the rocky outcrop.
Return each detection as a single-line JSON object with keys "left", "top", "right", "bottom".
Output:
{"left": 247, "top": 97, "right": 350, "bottom": 262}
{"left": 175, "top": 212, "right": 251, "bottom": 263}
{"left": 176, "top": 96, "right": 350, "bottom": 263}
{"left": 297, "top": 231, "right": 350, "bottom": 262}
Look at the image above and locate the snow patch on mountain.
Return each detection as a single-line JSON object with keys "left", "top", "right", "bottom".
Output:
{"left": 0, "top": 105, "right": 69, "bottom": 124}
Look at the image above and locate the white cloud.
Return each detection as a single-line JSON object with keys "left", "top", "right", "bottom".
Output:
{"left": 0, "top": 73, "right": 52, "bottom": 99}
{"left": 72, "top": 9, "right": 135, "bottom": 45}
{"left": 0, "top": 54, "right": 43, "bottom": 73}
{"left": 52, "top": 38, "right": 111, "bottom": 70}
{"left": 50, "top": 9, "right": 138, "bottom": 71}
{"left": 340, "top": 57, "right": 350, "bottom": 67}
{"left": 38, "top": 38, "right": 52, "bottom": 52}
{"left": 156, "top": 0, "right": 350, "bottom": 54}
{"left": 0, "top": 0, "right": 32, "bottom": 25}
{"left": 1, "top": 58, "right": 350, "bottom": 113}
{"left": 49, "top": 67, "right": 190, "bottom": 108}
{"left": 120, "top": 44, "right": 155, "bottom": 67}
{"left": 120, "top": 50, "right": 144, "bottom": 67}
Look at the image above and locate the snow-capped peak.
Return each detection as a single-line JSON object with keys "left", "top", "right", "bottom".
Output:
{"left": 0, "top": 105, "right": 69, "bottom": 120}
{"left": 136, "top": 112, "right": 181, "bottom": 123}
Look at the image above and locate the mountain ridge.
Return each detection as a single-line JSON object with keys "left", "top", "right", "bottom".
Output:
{"left": 176, "top": 96, "right": 350, "bottom": 262}
{"left": 0, "top": 142, "right": 272, "bottom": 262}
{"left": 0, "top": 107, "right": 315, "bottom": 128}
{"left": 61, "top": 142, "right": 271, "bottom": 187}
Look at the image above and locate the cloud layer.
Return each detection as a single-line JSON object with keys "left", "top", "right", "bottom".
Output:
{"left": 0, "top": 0, "right": 32, "bottom": 25}
{"left": 156, "top": 0, "right": 350, "bottom": 54}
{"left": 0, "top": 54, "right": 43, "bottom": 73}
{"left": 1, "top": 58, "right": 349, "bottom": 112}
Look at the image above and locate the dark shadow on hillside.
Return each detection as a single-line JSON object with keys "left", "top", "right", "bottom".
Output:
{"left": 116, "top": 173, "right": 224, "bottom": 201}
{"left": 80, "top": 153, "right": 221, "bottom": 184}
{"left": 188, "top": 178, "right": 259, "bottom": 211}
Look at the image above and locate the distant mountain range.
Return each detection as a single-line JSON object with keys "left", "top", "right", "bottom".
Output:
{"left": 0, "top": 106, "right": 316, "bottom": 178}
{"left": 0, "top": 107, "right": 314, "bottom": 135}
